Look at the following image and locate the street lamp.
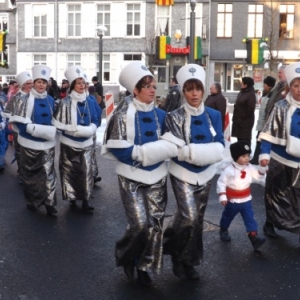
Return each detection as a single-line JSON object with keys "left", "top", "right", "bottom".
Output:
{"left": 96, "top": 25, "right": 107, "bottom": 85}
{"left": 189, "top": 0, "right": 197, "bottom": 63}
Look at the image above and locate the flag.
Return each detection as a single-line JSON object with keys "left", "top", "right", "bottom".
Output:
{"left": 186, "top": 36, "right": 202, "bottom": 60}
{"left": 246, "top": 39, "right": 264, "bottom": 65}
{"left": 156, "top": 36, "right": 171, "bottom": 60}
{"left": 155, "top": 0, "right": 174, "bottom": 5}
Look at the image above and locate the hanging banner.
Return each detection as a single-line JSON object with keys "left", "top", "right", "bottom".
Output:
{"left": 155, "top": 0, "right": 174, "bottom": 5}
{"left": 186, "top": 36, "right": 202, "bottom": 60}
{"left": 246, "top": 39, "right": 264, "bottom": 65}
{"left": 156, "top": 36, "right": 171, "bottom": 60}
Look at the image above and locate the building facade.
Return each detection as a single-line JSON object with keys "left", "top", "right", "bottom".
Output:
{"left": 1, "top": 0, "right": 300, "bottom": 102}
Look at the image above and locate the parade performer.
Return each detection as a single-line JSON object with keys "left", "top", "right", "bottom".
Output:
{"left": 102, "top": 61, "right": 177, "bottom": 286}
{"left": 259, "top": 62, "right": 300, "bottom": 239}
{"left": 9, "top": 65, "right": 57, "bottom": 214}
{"left": 85, "top": 80, "right": 102, "bottom": 185}
{"left": 161, "top": 64, "right": 224, "bottom": 280}
{"left": 0, "top": 101, "right": 8, "bottom": 172}
{"left": 53, "top": 66, "right": 98, "bottom": 212}
{"left": 217, "top": 141, "right": 266, "bottom": 250}
{"left": 2, "top": 71, "right": 33, "bottom": 179}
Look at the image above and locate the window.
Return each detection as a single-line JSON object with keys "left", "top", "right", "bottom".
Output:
{"left": 0, "top": 14, "right": 8, "bottom": 31}
{"left": 247, "top": 4, "right": 263, "bottom": 38}
{"left": 97, "top": 54, "right": 110, "bottom": 82}
{"left": 127, "top": 4, "right": 140, "bottom": 36}
{"left": 217, "top": 3, "right": 232, "bottom": 38}
{"left": 6, "top": 76, "right": 16, "bottom": 82}
{"left": 68, "top": 4, "right": 81, "bottom": 37}
{"left": 124, "top": 54, "right": 142, "bottom": 61}
{"left": 67, "top": 54, "right": 81, "bottom": 68}
{"left": 97, "top": 4, "right": 110, "bottom": 36}
{"left": 33, "top": 5, "right": 47, "bottom": 37}
{"left": 279, "top": 4, "right": 294, "bottom": 39}
{"left": 156, "top": 5, "right": 170, "bottom": 36}
{"left": 33, "top": 54, "right": 47, "bottom": 65}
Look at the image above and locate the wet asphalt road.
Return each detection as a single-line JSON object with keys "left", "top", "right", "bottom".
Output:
{"left": 0, "top": 143, "right": 300, "bottom": 300}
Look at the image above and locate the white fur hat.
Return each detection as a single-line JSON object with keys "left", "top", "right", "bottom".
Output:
{"left": 16, "top": 71, "right": 32, "bottom": 87}
{"left": 64, "top": 65, "right": 87, "bottom": 84}
{"left": 176, "top": 64, "right": 206, "bottom": 90}
{"left": 119, "top": 61, "right": 153, "bottom": 94}
{"left": 31, "top": 65, "right": 52, "bottom": 81}
{"left": 285, "top": 62, "right": 300, "bottom": 86}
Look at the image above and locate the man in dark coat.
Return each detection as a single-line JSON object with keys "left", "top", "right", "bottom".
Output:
{"left": 264, "top": 65, "right": 287, "bottom": 119}
{"left": 92, "top": 76, "right": 105, "bottom": 109}
{"left": 231, "top": 77, "right": 256, "bottom": 147}
{"left": 161, "top": 77, "right": 181, "bottom": 112}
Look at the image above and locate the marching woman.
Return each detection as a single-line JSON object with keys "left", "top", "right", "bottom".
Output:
{"left": 102, "top": 61, "right": 177, "bottom": 286}
{"left": 9, "top": 65, "right": 57, "bottom": 214}
{"left": 0, "top": 100, "right": 8, "bottom": 172}
{"left": 53, "top": 66, "right": 98, "bottom": 211}
{"left": 259, "top": 62, "right": 300, "bottom": 239}
{"left": 2, "top": 71, "right": 33, "bottom": 179}
{"left": 161, "top": 64, "right": 224, "bottom": 280}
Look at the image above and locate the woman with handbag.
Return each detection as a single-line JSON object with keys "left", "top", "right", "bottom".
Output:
{"left": 259, "top": 62, "right": 300, "bottom": 239}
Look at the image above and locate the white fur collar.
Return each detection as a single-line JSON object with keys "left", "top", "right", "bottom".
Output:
{"left": 232, "top": 161, "right": 247, "bottom": 171}
{"left": 31, "top": 88, "right": 47, "bottom": 99}
{"left": 133, "top": 97, "right": 154, "bottom": 112}
{"left": 70, "top": 90, "right": 87, "bottom": 103}
{"left": 184, "top": 102, "right": 204, "bottom": 116}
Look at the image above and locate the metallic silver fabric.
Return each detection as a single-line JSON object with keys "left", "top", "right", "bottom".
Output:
{"left": 20, "top": 146, "right": 57, "bottom": 207}
{"left": 8, "top": 93, "right": 30, "bottom": 118}
{"left": 59, "top": 143, "right": 94, "bottom": 201}
{"left": 13, "top": 132, "right": 21, "bottom": 173}
{"left": 265, "top": 158, "right": 300, "bottom": 235}
{"left": 163, "top": 175, "right": 211, "bottom": 266}
{"left": 164, "top": 106, "right": 190, "bottom": 143}
{"left": 91, "top": 133, "right": 99, "bottom": 178}
{"left": 115, "top": 175, "right": 167, "bottom": 273}
{"left": 260, "top": 99, "right": 289, "bottom": 141}
{"left": 103, "top": 100, "right": 129, "bottom": 144}
{"left": 53, "top": 96, "right": 73, "bottom": 125}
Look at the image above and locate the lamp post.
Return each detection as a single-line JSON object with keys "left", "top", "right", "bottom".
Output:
{"left": 189, "top": 0, "right": 197, "bottom": 63}
{"left": 96, "top": 25, "right": 107, "bottom": 85}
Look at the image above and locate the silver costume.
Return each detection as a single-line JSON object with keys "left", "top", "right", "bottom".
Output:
{"left": 161, "top": 103, "right": 224, "bottom": 267}
{"left": 102, "top": 99, "right": 176, "bottom": 274}
{"left": 259, "top": 98, "right": 300, "bottom": 235}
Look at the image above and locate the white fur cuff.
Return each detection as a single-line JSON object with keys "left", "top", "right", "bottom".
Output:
{"left": 189, "top": 142, "right": 224, "bottom": 166}
{"left": 139, "top": 140, "right": 178, "bottom": 167}
{"left": 259, "top": 153, "right": 270, "bottom": 162}
{"left": 160, "top": 132, "right": 186, "bottom": 147}
{"left": 219, "top": 194, "right": 227, "bottom": 202}
{"left": 29, "top": 124, "right": 57, "bottom": 141}
{"left": 72, "top": 125, "right": 94, "bottom": 138}
{"left": 178, "top": 145, "right": 189, "bottom": 161}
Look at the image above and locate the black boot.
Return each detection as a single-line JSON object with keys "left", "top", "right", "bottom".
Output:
{"left": 69, "top": 200, "right": 76, "bottom": 208}
{"left": 137, "top": 269, "right": 152, "bottom": 286}
{"left": 82, "top": 200, "right": 94, "bottom": 212}
{"left": 123, "top": 259, "right": 135, "bottom": 281}
{"left": 45, "top": 205, "right": 57, "bottom": 215}
{"left": 171, "top": 257, "right": 186, "bottom": 279}
{"left": 183, "top": 264, "right": 199, "bottom": 280}
{"left": 263, "top": 221, "right": 278, "bottom": 238}
{"left": 94, "top": 176, "right": 102, "bottom": 184}
{"left": 248, "top": 232, "right": 266, "bottom": 250}
{"left": 219, "top": 228, "right": 231, "bottom": 241}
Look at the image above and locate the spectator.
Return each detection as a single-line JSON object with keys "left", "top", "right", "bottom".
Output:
{"left": 160, "top": 76, "right": 181, "bottom": 112}
{"left": 59, "top": 79, "right": 69, "bottom": 99}
{"left": 205, "top": 82, "right": 227, "bottom": 131}
{"left": 92, "top": 76, "right": 105, "bottom": 109}
{"left": 48, "top": 77, "right": 60, "bottom": 100}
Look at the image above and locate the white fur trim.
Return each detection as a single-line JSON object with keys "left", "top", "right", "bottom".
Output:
{"left": 258, "top": 132, "right": 286, "bottom": 146}
{"left": 106, "top": 139, "right": 133, "bottom": 149}
{"left": 67, "top": 125, "right": 94, "bottom": 138}
{"left": 126, "top": 102, "right": 136, "bottom": 144}
{"left": 160, "top": 132, "right": 185, "bottom": 147}
{"left": 178, "top": 145, "right": 189, "bottom": 161}
{"left": 189, "top": 142, "right": 224, "bottom": 166}
{"left": 115, "top": 161, "right": 167, "bottom": 185}
{"left": 270, "top": 150, "right": 300, "bottom": 168}
{"left": 30, "top": 124, "right": 56, "bottom": 141}
{"left": 219, "top": 194, "right": 227, "bottom": 202}
{"left": 101, "top": 144, "right": 119, "bottom": 161}
{"left": 59, "top": 134, "right": 93, "bottom": 148}
{"left": 26, "top": 123, "right": 34, "bottom": 135}
{"left": 52, "top": 118, "right": 76, "bottom": 131}
{"left": 1, "top": 122, "right": 5, "bottom": 130}
{"left": 259, "top": 153, "right": 270, "bottom": 162}
{"left": 131, "top": 145, "right": 140, "bottom": 160}
{"left": 9, "top": 115, "right": 32, "bottom": 124}
{"left": 138, "top": 140, "right": 178, "bottom": 167}
{"left": 18, "top": 135, "right": 56, "bottom": 150}
{"left": 1, "top": 111, "right": 11, "bottom": 118}
{"left": 168, "top": 159, "right": 216, "bottom": 185}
